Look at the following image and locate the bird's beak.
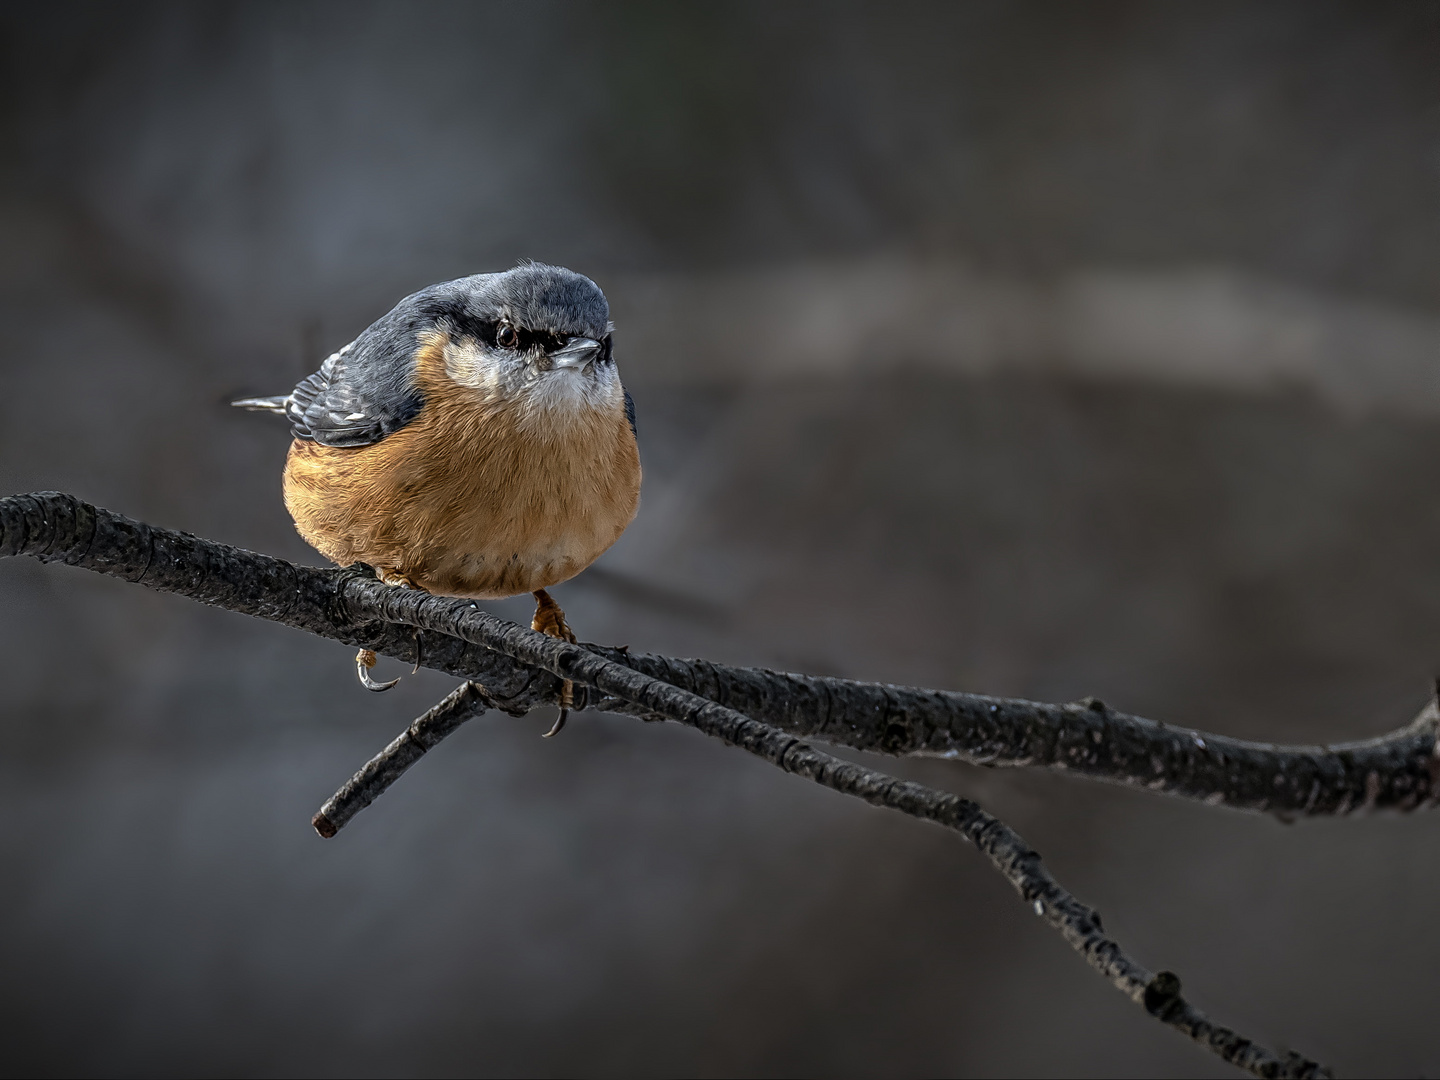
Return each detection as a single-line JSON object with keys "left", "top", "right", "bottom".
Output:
{"left": 549, "top": 336, "right": 602, "bottom": 371}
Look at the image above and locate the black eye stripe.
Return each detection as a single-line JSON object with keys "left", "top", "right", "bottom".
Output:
{"left": 437, "top": 313, "right": 588, "bottom": 354}
{"left": 509, "top": 327, "right": 575, "bottom": 353}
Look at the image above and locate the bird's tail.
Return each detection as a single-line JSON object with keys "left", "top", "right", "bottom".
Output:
{"left": 231, "top": 395, "right": 289, "bottom": 415}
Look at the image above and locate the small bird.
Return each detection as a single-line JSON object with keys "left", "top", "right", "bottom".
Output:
{"left": 235, "top": 263, "right": 640, "bottom": 734}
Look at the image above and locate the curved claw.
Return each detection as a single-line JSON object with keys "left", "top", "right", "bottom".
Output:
{"left": 411, "top": 630, "right": 422, "bottom": 675}
{"left": 355, "top": 648, "right": 400, "bottom": 692}
{"left": 541, "top": 675, "right": 576, "bottom": 738}
{"left": 541, "top": 709, "right": 568, "bottom": 738}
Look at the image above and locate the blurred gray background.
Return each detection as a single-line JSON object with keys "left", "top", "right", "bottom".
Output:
{"left": 1, "top": 2, "right": 1439, "bottom": 1075}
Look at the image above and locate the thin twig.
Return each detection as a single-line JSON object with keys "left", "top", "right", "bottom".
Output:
{"left": 3, "top": 492, "right": 1434, "bottom": 819}
{"left": 341, "top": 577, "right": 1330, "bottom": 1079}
{"left": 312, "top": 680, "right": 492, "bottom": 837}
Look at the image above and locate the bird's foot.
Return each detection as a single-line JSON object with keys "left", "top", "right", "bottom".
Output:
{"left": 531, "top": 588, "right": 576, "bottom": 643}
{"left": 355, "top": 648, "right": 401, "bottom": 692}
{"left": 352, "top": 572, "right": 424, "bottom": 689}
{"left": 377, "top": 568, "right": 420, "bottom": 589}
{"left": 532, "top": 588, "right": 577, "bottom": 737}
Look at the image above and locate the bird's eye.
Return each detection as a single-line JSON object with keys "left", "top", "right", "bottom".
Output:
{"left": 496, "top": 323, "right": 519, "bottom": 349}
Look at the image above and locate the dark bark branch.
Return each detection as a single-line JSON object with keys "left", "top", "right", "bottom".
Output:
{"left": 0, "top": 492, "right": 1338, "bottom": 1077}
{"left": 339, "top": 578, "right": 1329, "bottom": 1077}
{"left": 312, "top": 680, "right": 492, "bottom": 837}
{"left": 4, "top": 492, "right": 1435, "bottom": 821}
{"left": 613, "top": 661, "right": 1440, "bottom": 819}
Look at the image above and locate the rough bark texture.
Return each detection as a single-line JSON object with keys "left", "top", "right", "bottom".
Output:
{"left": 5, "top": 491, "right": 1435, "bottom": 820}
{"left": 312, "top": 680, "right": 492, "bottom": 837}
{"left": 0, "top": 491, "right": 1370, "bottom": 1076}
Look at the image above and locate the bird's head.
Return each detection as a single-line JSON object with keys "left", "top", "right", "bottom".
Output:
{"left": 416, "top": 263, "right": 620, "bottom": 417}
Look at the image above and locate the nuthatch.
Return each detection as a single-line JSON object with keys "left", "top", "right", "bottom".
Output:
{"left": 236, "top": 263, "right": 640, "bottom": 733}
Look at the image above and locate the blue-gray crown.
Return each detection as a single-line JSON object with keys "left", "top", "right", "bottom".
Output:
{"left": 418, "top": 263, "right": 610, "bottom": 341}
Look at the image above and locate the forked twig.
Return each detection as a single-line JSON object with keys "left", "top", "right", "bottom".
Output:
{"left": 341, "top": 576, "right": 1329, "bottom": 1079}
{"left": 4, "top": 492, "right": 1432, "bottom": 820}
{"left": 0, "top": 491, "right": 1361, "bottom": 1076}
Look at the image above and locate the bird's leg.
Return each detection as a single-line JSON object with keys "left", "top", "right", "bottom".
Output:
{"left": 531, "top": 588, "right": 576, "bottom": 642}
{"left": 531, "top": 588, "right": 577, "bottom": 737}
{"left": 353, "top": 569, "right": 421, "bottom": 691}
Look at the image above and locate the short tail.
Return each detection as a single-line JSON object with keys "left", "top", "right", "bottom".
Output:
{"left": 231, "top": 395, "right": 289, "bottom": 415}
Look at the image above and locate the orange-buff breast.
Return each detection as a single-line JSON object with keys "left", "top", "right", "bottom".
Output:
{"left": 281, "top": 338, "right": 641, "bottom": 598}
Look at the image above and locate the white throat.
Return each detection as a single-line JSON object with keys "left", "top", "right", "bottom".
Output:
{"left": 441, "top": 334, "right": 623, "bottom": 430}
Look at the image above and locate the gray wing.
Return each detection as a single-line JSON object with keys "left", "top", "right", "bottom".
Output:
{"left": 285, "top": 317, "right": 427, "bottom": 448}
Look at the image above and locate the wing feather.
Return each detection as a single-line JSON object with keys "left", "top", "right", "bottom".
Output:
{"left": 286, "top": 314, "right": 426, "bottom": 447}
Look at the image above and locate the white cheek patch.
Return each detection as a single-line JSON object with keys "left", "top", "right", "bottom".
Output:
{"left": 441, "top": 333, "right": 624, "bottom": 430}
{"left": 442, "top": 337, "right": 510, "bottom": 395}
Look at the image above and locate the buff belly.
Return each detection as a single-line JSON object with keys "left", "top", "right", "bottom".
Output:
{"left": 281, "top": 344, "right": 641, "bottom": 599}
